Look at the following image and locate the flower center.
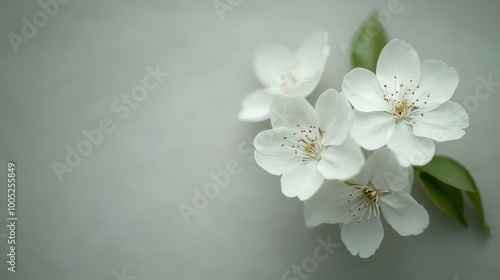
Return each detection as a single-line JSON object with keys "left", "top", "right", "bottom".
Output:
{"left": 281, "top": 124, "right": 324, "bottom": 161}
{"left": 382, "top": 76, "right": 431, "bottom": 124}
{"left": 347, "top": 186, "right": 390, "bottom": 223}
{"left": 277, "top": 62, "right": 300, "bottom": 93}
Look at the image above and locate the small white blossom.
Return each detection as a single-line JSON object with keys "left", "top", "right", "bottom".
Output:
{"left": 254, "top": 89, "right": 364, "bottom": 200}
{"left": 305, "top": 148, "right": 429, "bottom": 258}
{"left": 342, "top": 39, "right": 469, "bottom": 166}
{"left": 239, "top": 31, "right": 330, "bottom": 122}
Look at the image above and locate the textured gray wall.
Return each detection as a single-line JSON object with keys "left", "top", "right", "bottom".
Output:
{"left": 0, "top": 0, "right": 499, "bottom": 279}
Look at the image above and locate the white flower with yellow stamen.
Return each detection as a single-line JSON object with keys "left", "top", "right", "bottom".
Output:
{"left": 253, "top": 89, "right": 364, "bottom": 200}
{"left": 238, "top": 30, "right": 330, "bottom": 122}
{"left": 342, "top": 39, "right": 469, "bottom": 166}
{"left": 305, "top": 148, "right": 429, "bottom": 258}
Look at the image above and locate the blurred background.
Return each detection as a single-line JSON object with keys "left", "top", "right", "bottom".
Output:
{"left": 1, "top": 0, "right": 499, "bottom": 279}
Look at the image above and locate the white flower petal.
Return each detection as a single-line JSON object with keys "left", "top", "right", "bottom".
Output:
{"left": 295, "top": 30, "right": 330, "bottom": 78}
{"left": 238, "top": 90, "right": 274, "bottom": 122}
{"left": 270, "top": 95, "right": 320, "bottom": 129}
{"left": 350, "top": 110, "right": 395, "bottom": 150}
{"left": 364, "top": 148, "right": 410, "bottom": 192}
{"left": 285, "top": 71, "right": 322, "bottom": 97}
{"left": 341, "top": 218, "right": 384, "bottom": 258}
{"left": 281, "top": 161, "right": 324, "bottom": 200}
{"left": 254, "top": 127, "right": 302, "bottom": 175}
{"left": 305, "top": 183, "right": 354, "bottom": 226}
{"left": 345, "top": 164, "right": 371, "bottom": 187}
{"left": 315, "top": 89, "right": 352, "bottom": 146}
{"left": 376, "top": 39, "right": 421, "bottom": 91}
{"left": 380, "top": 191, "right": 430, "bottom": 236}
{"left": 342, "top": 68, "right": 388, "bottom": 112}
{"left": 317, "top": 136, "right": 365, "bottom": 180}
{"left": 413, "top": 101, "right": 469, "bottom": 142}
{"left": 415, "top": 59, "right": 459, "bottom": 111}
{"left": 304, "top": 205, "right": 324, "bottom": 228}
{"left": 405, "top": 167, "right": 414, "bottom": 193}
{"left": 386, "top": 122, "right": 435, "bottom": 167}
{"left": 254, "top": 44, "right": 295, "bottom": 87}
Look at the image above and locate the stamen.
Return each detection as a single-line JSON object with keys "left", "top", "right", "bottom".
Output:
{"left": 280, "top": 124, "right": 323, "bottom": 161}
{"left": 382, "top": 77, "right": 423, "bottom": 122}
{"left": 276, "top": 62, "right": 300, "bottom": 93}
{"left": 347, "top": 186, "right": 388, "bottom": 223}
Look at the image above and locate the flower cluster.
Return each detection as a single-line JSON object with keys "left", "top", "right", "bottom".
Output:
{"left": 239, "top": 31, "right": 469, "bottom": 258}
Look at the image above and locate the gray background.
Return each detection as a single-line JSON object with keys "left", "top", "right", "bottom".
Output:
{"left": 1, "top": 0, "right": 499, "bottom": 279}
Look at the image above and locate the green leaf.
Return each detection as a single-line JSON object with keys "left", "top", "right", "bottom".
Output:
{"left": 418, "top": 172, "right": 467, "bottom": 226}
{"left": 415, "top": 156, "right": 490, "bottom": 235}
{"left": 414, "top": 156, "right": 475, "bottom": 192}
{"left": 466, "top": 188, "right": 491, "bottom": 235}
{"left": 350, "top": 12, "right": 388, "bottom": 72}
